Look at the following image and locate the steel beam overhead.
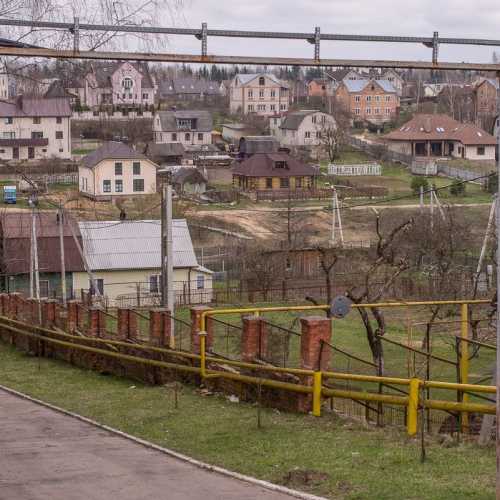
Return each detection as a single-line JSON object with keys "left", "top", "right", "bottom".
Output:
{"left": 0, "top": 46, "right": 498, "bottom": 71}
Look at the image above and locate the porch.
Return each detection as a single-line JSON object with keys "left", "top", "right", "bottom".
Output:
{"left": 412, "top": 140, "right": 461, "bottom": 158}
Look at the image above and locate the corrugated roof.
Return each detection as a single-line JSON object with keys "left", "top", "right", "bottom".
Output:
{"left": 239, "top": 136, "right": 280, "bottom": 155}
{"left": 144, "top": 142, "right": 185, "bottom": 159}
{"left": 232, "top": 153, "right": 319, "bottom": 178}
{"left": 82, "top": 141, "right": 149, "bottom": 169}
{"left": 156, "top": 110, "right": 213, "bottom": 132}
{"left": 0, "top": 212, "right": 84, "bottom": 274}
{"left": 78, "top": 219, "right": 199, "bottom": 271}
{"left": 0, "top": 96, "right": 71, "bottom": 117}
{"left": 235, "top": 73, "right": 289, "bottom": 88}
{"left": 385, "top": 114, "right": 497, "bottom": 145}
{"left": 342, "top": 79, "right": 396, "bottom": 94}
{"left": 280, "top": 110, "right": 319, "bottom": 130}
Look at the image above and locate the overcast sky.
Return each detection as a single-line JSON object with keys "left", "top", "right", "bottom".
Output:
{"left": 165, "top": 0, "right": 500, "bottom": 64}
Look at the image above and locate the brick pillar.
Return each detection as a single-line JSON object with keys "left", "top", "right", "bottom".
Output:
{"left": 42, "top": 300, "right": 57, "bottom": 328}
{"left": 117, "top": 308, "right": 138, "bottom": 341}
{"left": 149, "top": 308, "right": 171, "bottom": 347}
{"left": 190, "top": 305, "right": 213, "bottom": 354}
{"left": 298, "top": 316, "right": 332, "bottom": 413}
{"left": 87, "top": 307, "right": 104, "bottom": 337}
{"left": 300, "top": 316, "right": 332, "bottom": 371}
{"left": 0, "top": 293, "right": 8, "bottom": 316}
{"left": 8, "top": 293, "right": 21, "bottom": 320}
{"left": 241, "top": 315, "right": 267, "bottom": 362}
{"left": 25, "top": 298, "right": 37, "bottom": 324}
{"left": 66, "top": 301, "right": 78, "bottom": 333}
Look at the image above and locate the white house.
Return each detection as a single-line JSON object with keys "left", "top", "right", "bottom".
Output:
{"left": 229, "top": 73, "right": 289, "bottom": 116}
{"left": 79, "top": 141, "right": 158, "bottom": 200}
{"left": 153, "top": 110, "right": 213, "bottom": 146}
{"left": 72, "top": 219, "right": 213, "bottom": 307}
{"left": 270, "top": 110, "right": 336, "bottom": 145}
{"left": 0, "top": 96, "right": 71, "bottom": 161}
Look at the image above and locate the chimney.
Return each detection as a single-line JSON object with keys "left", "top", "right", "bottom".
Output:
{"left": 424, "top": 116, "right": 432, "bottom": 133}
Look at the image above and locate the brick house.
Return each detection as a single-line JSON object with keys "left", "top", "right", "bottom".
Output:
{"left": 0, "top": 96, "right": 71, "bottom": 161}
{"left": 335, "top": 79, "right": 399, "bottom": 125}
{"left": 474, "top": 78, "right": 498, "bottom": 129}
{"left": 307, "top": 79, "right": 334, "bottom": 98}
{"left": 384, "top": 113, "right": 496, "bottom": 160}
{"left": 153, "top": 110, "right": 213, "bottom": 147}
{"left": 232, "top": 152, "right": 318, "bottom": 191}
{"left": 70, "top": 62, "right": 155, "bottom": 109}
{"left": 229, "top": 73, "right": 289, "bottom": 116}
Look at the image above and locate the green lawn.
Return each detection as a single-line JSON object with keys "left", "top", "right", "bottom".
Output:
{"left": 0, "top": 341, "right": 494, "bottom": 500}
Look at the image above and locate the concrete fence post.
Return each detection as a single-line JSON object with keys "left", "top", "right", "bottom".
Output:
{"left": 149, "top": 308, "right": 171, "bottom": 347}
{"left": 241, "top": 315, "right": 267, "bottom": 362}
{"left": 190, "top": 306, "right": 213, "bottom": 354}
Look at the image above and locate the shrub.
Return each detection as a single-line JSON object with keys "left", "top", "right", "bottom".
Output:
{"left": 449, "top": 178, "right": 466, "bottom": 196}
{"left": 410, "top": 176, "right": 429, "bottom": 195}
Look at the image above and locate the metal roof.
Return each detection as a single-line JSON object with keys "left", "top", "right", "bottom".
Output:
{"left": 82, "top": 141, "right": 149, "bottom": 169}
{"left": 78, "top": 219, "right": 199, "bottom": 271}
{"left": 0, "top": 96, "right": 72, "bottom": 118}
{"left": 235, "top": 73, "right": 289, "bottom": 88}
{"left": 156, "top": 110, "right": 213, "bottom": 132}
{"left": 343, "top": 79, "right": 397, "bottom": 94}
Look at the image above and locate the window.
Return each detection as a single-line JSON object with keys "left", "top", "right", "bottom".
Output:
{"left": 257, "top": 104, "right": 266, "bottom": 111}
{"left": 270, "top": 104, "right": 276, "bottom": 111}
{"left": 55, "top": 131, "right": 63, "bottom": 139}
{"left": 248, "top": 104, "right": 254, "bottom": 111}
{"left": 385, "top": 95, "right": 391, "bottom": 102}
{"left": 59, "top": 148, "right": 64, "bottom": 153}
{"left": 259, "top": 76, "right": 265, "bottom": 85}
{"left": 3, "top": 132, "right": 14, "bottom": 139}
{"left": 56, "top": 117, "right": 62, "bottom": 124}
{"left": 142, "top": 93, "right": 148, "bottom": 99}
{"left": 354, "top": 95, "right": 361, "bottom": 102}
{"left": 39, "top": 280, "right": 49, "bottom": 298}
{"left": 33, "top": 116, "right": 41, "bottom": 124}
{"left": 103, "top": 180, "right": 111, "bottom": 193}
{"left": 355, "top": 108, "right": 361, "bottom": 115}
{"left": 90, "top": 279, "right": 104, "bottom": 296}
{"left": 280, "top": 104, "right": 286, "bottom": 110}
{"left": 122, "top": 77, "right": 133, "bottom": 89}
{"left": 477, "top": 146, "right": 486, "bottom": 155}
{"left": 366, "top": 96, "right": 371, "bottom": 102}
{"left": 375, "top": 95, "right": 380, "bottom": 102}
{"left": 266, "top": 177, "right": 273, "bottom": 189}
{"left": 115, "top": 179, "right": 123, "bottom": 192}
{"left": 133, "top": 179, "right": 144, "bottom": 192}
{"left": 305, "top": 131, "right": 311, "bottom": 139}
{"left": 133, "top": 162, "right": 141, "bottom": 175}
{"left": 316, "top": 131, "right": 321, "bottom": 139}
{"left": 172, "top": 132, "right": 177, "bottom": 141}
{"left": 374, "top": 108, "right": 380, "bottom": 115}
{"left": 196, "top": 275, "right": 205, "bottom": 290}
{"left": 270, "top": 90, "right": 276, "bottom": 98}
{"left": 280, "top": 178, "right": 289, "bottom": 189}
{"left": 198, "top": 133, "right": 203, "bottom": 141}
{"left": 115, "top": 162, "right": 123, "bottom": 175}
{"left": 385, "top": 108, "right": 391, "bottom": 115}
{"left": 312, "top": 115, "right": 317, "bottom": 124}
{"left": 259, "top": 89, "right": 264, "bottom": 98}
{"left": 4, "top": 117, "right": 12, "bottom": 124}
{"left": 122, "top": 93, "right": 126, "bottom": 99}
{"left": 274, "top": 161, "right": 287, "bottom": 169}
{"left": 248, "top": 90, "right": 253, "bottom": 98}
{"left": 31, "top": 131, "right": 43, "bottom": 139}
{"left": 366, "top": 108, "right": 371, "bottom": 115}
{"left": 129, "top": 93, "right": 132, "bottom": 99}
{"left": 185, "top": 132, "right": 191, "bottom": 141}
{"left": 149, "top": 275, "right": 160, "bottom": 293}
{"left": 93, "top": 110, "right": 99, "bottom": 117}
{"left": 321, "top": 115, "right": 326, "bottom": 123}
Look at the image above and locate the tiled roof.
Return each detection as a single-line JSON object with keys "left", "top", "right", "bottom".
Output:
{"left": 90, "top": 61, "right": 154, "bottom": 90}
{"left": 233, "top": 153, "right": 319, "bottom": 178}
{"left": 0, "top": 96, "right": 71, "bottom": 117}
{"left": 156, "top": 110, "right": 213, "bottom": 132}
{"left": 384, "top": 114, "right": 497, "bottom": 145}
{"left": 82, "top": 142, "right": 149, "bottom": 169}
{"left": 78, "top": 219, "right": 199, "bottom": 271}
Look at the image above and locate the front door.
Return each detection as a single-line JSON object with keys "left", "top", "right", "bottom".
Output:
{"left": 12, "top": 147, "right": 19, "bottom": 159}
{"left": 28, "top": 147, "right": 34, "bottom": 159}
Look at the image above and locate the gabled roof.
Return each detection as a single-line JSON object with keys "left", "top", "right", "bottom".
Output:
{"left": 342, "top": 79, "right": 397, "bottom": 94}
{"left": 384, "top": 114, "right": 497, "bottom": 145}
{"left": 144, "top": 142, "right": 185, "bottom": 160}
{"left": 82, "top": 141, "right": 149, "bottom": 169}
{"left": 90, "top": 61, "right": 154, "bottom": 90}
{"left": 233, "top": 152, "right": 319, "bottom": 178}
{"left": 239, "top": 136, "right": 280, "bottom": 155}
{"left": 156, "top": 110, "right": 213, "bottom": 132}
{"left": 78, "top": 219, "right": 199, "bottom": 271}
{"left": 44, "top": 80, "right": 76, "bottom": 99}
{"left": 0, "top": 96, "right": 71, "bottom": 118}
{"left": 325, "top": 69, "right": 352, "bottom": 82}
{"left": 280, "top": 110, "right": 323, "bottom": 130}
{"left": 171, "top": 167, "right": 207, "bottom": 185}
{"left": 234, "top": 73, "right": 289, "bottom": 88}
{"left": 158, "top": 78, "right": 220, "bottom": 96}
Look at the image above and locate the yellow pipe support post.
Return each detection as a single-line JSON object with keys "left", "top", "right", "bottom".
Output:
{"left": 460, "top": 303, "right": 469, "bottom": 431}
{"left": 407, "top": 378, "right": 420, "bottom": 436}
{"left": 199, "top": 331, "right": 207, "bottom": 379}
{"left": 312, "top": 371, "right": 322, "bottom": 417}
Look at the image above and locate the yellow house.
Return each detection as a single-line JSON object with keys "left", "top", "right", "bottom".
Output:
{"left": 79, "top": 141, "right": 158, "bottom": 200}
{"left": 72, "top": 219, "right": 213, "bottom": 307}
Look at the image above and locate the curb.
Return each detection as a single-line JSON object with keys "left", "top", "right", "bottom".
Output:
{"left": 0, "top": 384, "right": 327, "bottom": 500}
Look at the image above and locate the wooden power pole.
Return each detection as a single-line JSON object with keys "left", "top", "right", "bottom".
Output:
{"left": 58, "top": 207, "right": 67, "bottom": 306}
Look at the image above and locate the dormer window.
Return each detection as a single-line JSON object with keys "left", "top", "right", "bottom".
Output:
{"left": 122, "top": 77, "right": 133, "bottom": 89}
{"left": 259, "top": 76, "right": 265, "bottom": 86}
{"left": 274, "top": 160, "right": 287, "bottom": 169}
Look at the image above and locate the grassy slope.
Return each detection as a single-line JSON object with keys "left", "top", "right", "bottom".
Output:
{"left": 0, "top": 341, "right": 494, "bottom": 500}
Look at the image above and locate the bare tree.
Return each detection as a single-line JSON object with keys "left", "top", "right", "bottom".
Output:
{"left": 318, "top": 106, "right": 350, "bottom": 162}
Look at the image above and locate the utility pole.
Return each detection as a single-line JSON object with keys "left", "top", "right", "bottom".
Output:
{"left": 495, "top": 69, "right": 500, "bottom": 500}
{"left": 161, "top": 180, "right": 175, "bottom": 347}
{"left": 58, "top": 207, "right": 67, "bottom": 306}
{"left": 419, "top": 185, "right": 424, "bottom": 213}
{"left": 430, "top": 185, "right": 434, "bottom": 231}
{"left": 29, "top": 210, "right": 34, "bottom": 299}
{"left": 331, "top": 188, "right": 344, "bottom": 247}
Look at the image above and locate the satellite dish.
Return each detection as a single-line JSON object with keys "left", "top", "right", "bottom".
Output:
{"left": 330, "top": 296, "right": 352, "bottom": 319}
